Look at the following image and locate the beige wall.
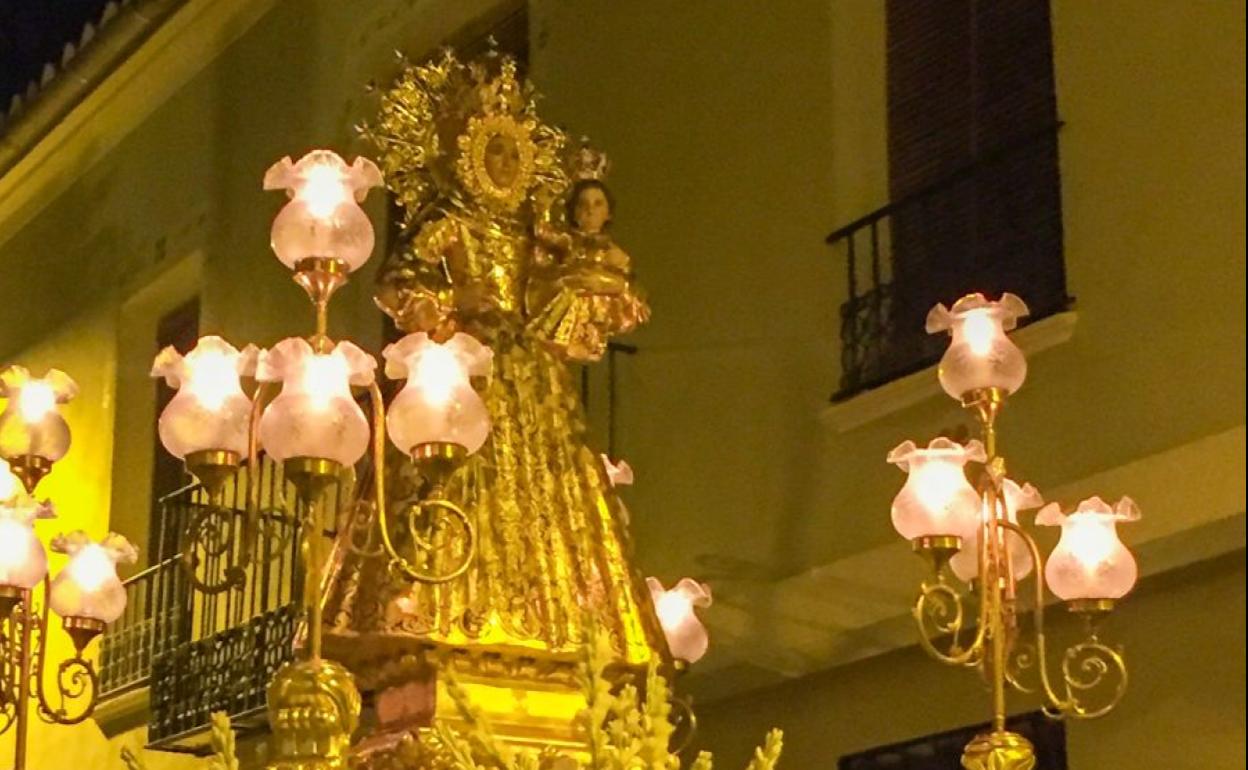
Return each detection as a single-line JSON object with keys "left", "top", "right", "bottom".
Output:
{"left": 697, "top": 551, "right": 1247, "bottom": 769}
{"left": 0, "top": 0, "right": 1242, "bottom": 766}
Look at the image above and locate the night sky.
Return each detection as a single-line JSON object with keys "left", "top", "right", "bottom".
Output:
{"left": 0, "top": 0, "right": 113, "bottom": 111}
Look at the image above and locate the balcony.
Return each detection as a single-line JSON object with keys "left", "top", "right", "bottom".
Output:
{"left": 97, "top": 458, "right": 344, "bottom": 753}
{"left": 827, "top": 124, "right": 1071, "bottom": 401}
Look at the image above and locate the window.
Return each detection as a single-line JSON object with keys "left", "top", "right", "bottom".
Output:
{"left": 838, "top": 712, "right": 1067, "bottom": 770}
{"left": 148, "top": 297, "right": 199, "bottom": 561}
{"left": 830, "top": 0, "right": 1069, "bottom": 400}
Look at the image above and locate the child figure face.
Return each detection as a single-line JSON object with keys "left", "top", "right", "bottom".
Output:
{"left": 573, "top": 185, "right": 611, "bottom": 234}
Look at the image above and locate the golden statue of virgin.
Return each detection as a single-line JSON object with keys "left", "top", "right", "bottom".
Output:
{"left": 320, "top": 50, "right": 665, "bottom": 761}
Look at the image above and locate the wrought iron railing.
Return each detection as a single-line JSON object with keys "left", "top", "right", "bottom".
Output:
{"left": 826, "top": 124, "right": 1071, "bottom": 400}
{"left": 98, "top": 457, "right": 345, "bottom": 752}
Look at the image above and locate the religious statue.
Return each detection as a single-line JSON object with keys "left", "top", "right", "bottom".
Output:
{"left": 527, "top": 142, "right": 650, "bottom": 361}
{"left": 320, "top": 49, "right": 667, "bottom": 759}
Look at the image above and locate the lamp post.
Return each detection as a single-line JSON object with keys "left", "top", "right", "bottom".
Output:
{"left": 0, "top": 368, "right": 137, "bottom": 770}
{"left": 893, "top": 293, "right": 1136, "bottom": 770}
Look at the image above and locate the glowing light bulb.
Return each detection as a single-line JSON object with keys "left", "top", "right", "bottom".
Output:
{"left": 950, "top": 479, "right": 1044, "bottom": 583}
{"left": 383, "top": 333, "right": 493, "bottom": 455}
{"left": 264, "top": 150, "right": 383, "bottom": 272}
{"left": 49, "top": 532, "right": 137, "bottom": 624}
{"left": 0, "top": 366, "right": 77, "bottom": 464}
{"left": 18, "top": 381, "right": 56, "bottom": 423}
{"left": 961, "top": 309, "right": 997, "bottom": 357}
{"left": 926, "top": 293, "right": 1030, "bottom": 400}
{"left": 152, "top": 337, "right": 257, "bottom": 459}
{"left": 301, "top": 163, "right": 349, "bottom": 219}
{"left": 647, "top": 577, "right": 712, "bottom": 664}
{"left": 1038, "top": 496, "right": 1140, "bottom": 601}
{"left": 887, "top": 438, "right": 986, "bottom": 540}
{"left": 256, "top": 338, "right": 375, "bottom": 465}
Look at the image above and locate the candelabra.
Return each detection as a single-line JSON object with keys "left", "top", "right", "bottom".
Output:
{"left": 890, "top": 293, "right": 1137, "bottom": 770}
{"left": 0, "top": 368, "right": 136, "bottom": 770}
{"left": 147, "top": 149, "right": 495, "bottom": 768}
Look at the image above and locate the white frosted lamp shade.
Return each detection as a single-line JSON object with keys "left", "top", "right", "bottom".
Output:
{"left": 264, "top": 150, "right": 383, "bottom": 272}
{"left": 152, "top": 337, "right": 258, "bottom": 458}
{"left": 0, "top": 366, "right": 78, "bottom": 463}
{"left": 382, "top": 332, "right": 492, "bottom": 455}
{"left": 49, "top": 532, "right": 137, "bottom": 624}
{"left": 887, "top": 438, "right": 986, "bottom": 541}
{"left": 647, "top": 577, "right": 712, "bottom": 664}
{"left": 0, "top": 512, "right": 48, "bottom": 590}
{"left": 1038, "top": 496, "right": 1140, "bottom": 601}
{"left": 257, "top": 338, "right": 376, "bottom": 466}
{"left": 926, "top": 293, "right": 1030, "bottom": 400}
{"left": 0, "top": 460, "right": 18, "bottom": 503}
{"left": 950, "top": 479, "right": 1044, "bottom": 583}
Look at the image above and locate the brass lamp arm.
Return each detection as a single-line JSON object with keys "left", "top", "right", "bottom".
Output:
{"left": 30, "top": 579, "right": 97, "bottom": 726}
{"left": 999, "top": 520, "right": 1128, "bottom": 719}
{"left": 367, "top": 382, "right": 476, "bottom": 584}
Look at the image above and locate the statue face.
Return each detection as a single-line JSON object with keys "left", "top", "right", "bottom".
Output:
{"left": 573, "top": 186, "right": 611, "bottom": 234}
{"left": 484, "top": 134, "right": 521, "bottom": 189}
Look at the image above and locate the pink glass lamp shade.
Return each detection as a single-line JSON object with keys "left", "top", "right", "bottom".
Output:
{"left": 48, "top": 532, "right": 138, "bottom": 625}
{"left": 151, "top": 336, "right": 259, "bottom": 458}
{"left": 647, "top": 577, "right": 712, "bottom": 664}
{"left": 950, "top": 479, "right": 1044, "bottom": 583}
{"left": 887, "top": 438, "right": 987, "bottom": 541}
{"left": 1037, "top": 496, "right": 1140, "bottom": 601}
{"left": 0, "top": 366, "right": 78, "bottom": 464}
{"left": 264, "top": 150, "right": 383, "bottom": 272}
{"left": 926, "top": 293, "right": 1030, "bottom": 401}
{"left": 0, "top": 497, "right": 55, "bottom": 591}
{"left": 257, "top": 338, "right": 376, "bottom": 466}
{"left": 382, "top": 332, "right": 493, "bottom": 455}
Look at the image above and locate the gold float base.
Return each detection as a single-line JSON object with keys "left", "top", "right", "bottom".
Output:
{"left": 185, "top": 449, "right": 241, "bottom": 497}
{"left": 961, "top": 730, "right": 1036, "bottom": 770}
{"left": 284, "top": 457, "right": 344, "bottom": 504}
{"left": 63, "top": 616, "right": 107, "bottom": 654}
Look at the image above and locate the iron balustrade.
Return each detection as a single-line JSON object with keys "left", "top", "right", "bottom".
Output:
{"left": 97, "top": 456, "right": 344, "bottom": 753}
{"left": 826, "top": 124, "right": 1071, "bottom": 401}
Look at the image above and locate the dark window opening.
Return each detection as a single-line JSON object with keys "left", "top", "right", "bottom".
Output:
{"left": 149, "top": 297, "right": 199, "bottom": 562}
{"left": 829, "top": 0, "right": 1070, "bottom": 400}
{"left": 838, "top": 711, "right": 1068, "bottom": 770}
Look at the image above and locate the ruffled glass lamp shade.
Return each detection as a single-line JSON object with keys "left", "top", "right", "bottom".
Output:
{"left": 0, "top": 366, "right": 78, "bottom": 463}
{"left": 926, "top": 293, "right": 1030, "bottom": 401}
{"left": 152, "top": 336, "right": 259, "bottom": 458}
{"left": 0, "top": 499, "right": 53, "bottom": 591}
{"left": 263, "top": 150, "right": 384, "bottom": 272}
{"left": 1037, "top": 496, "right": 1140, "bottom": 601}
{"left": 49, "top": 532, "right": 138, "bottom": 625}
{"left": 382, "top": 332, "right": 493, "bottom": 455}
{"left": 950, "top": 479, "right": 1044, "bottom": 582}
{"left": 257, "top": 338, "right": 376, "bottom": 466}
{"left": 887, "top": 438, "right": 986, "bottom": 541}
{"left": 647, "top": 577, "right": 712, "bottom": 664}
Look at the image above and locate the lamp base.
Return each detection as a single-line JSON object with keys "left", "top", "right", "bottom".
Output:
{"left": 7, "top": 454, "right": 52, "bottom": 495}
{"left": 63, "top": 616, "right": 107, "bottom": 655}
{"left": 0, "top": 585, "right": 23, "bottom": 618}
{"left": 284, "top": 457, "right": 344, "bottom": 504}
{"left": 185, "top": 449, "right": 241, "bottom": 497}
{"left": 961, "top": 730, "right": 1036, "bottom": 770}
{"left": 912, "top": 535, "right": 962, "bottom": 573}
{"left": 411, "top": 441, "right": 469, "bottom": 496}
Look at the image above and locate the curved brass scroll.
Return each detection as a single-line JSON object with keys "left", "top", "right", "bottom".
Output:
{"left": 367, "top": 382, "right": 477, "bottom": 584}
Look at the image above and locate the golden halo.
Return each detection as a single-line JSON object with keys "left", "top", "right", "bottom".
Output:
{"left": 456, "top": 113, "right": 537, "bottom": 213}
